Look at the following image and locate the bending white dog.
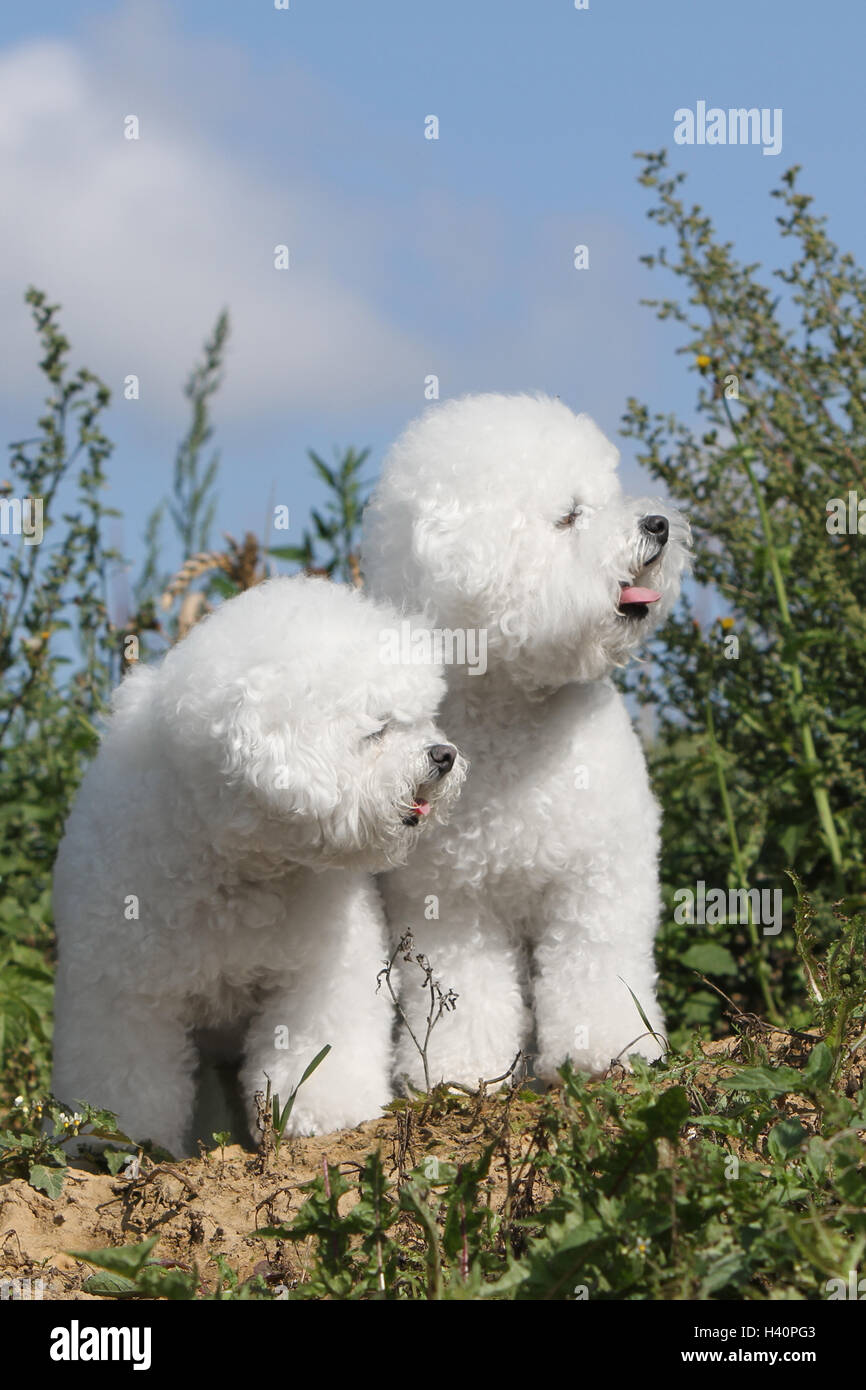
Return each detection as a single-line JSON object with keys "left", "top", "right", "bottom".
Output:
{"left": 52, "top": 576, "right": 463, "bottom": 1153}
{"left": 362, "top": 393, "right": 689, "bottom": 1086}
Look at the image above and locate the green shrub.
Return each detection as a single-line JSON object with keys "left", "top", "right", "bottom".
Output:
{"left": 621, "top": 152, "right": 866, "bottom": 1036}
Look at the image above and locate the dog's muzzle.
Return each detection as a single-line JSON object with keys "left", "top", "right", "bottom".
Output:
{"left": 402, "top": 743, "right": 458, "bottom": 826}
{"left": 640, "top": 514, "right": 669, "bottom": 544}
{"left": 427, "top": 743, "right": 457, "bottom": 778}
{"left": 618, "top": 516, "right": 669, "bottom": 619}
{"left": 639, "top": 514, "right": 669, "bottom": 564}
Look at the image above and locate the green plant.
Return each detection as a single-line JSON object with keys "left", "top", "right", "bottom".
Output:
{"left": 790, "top": 872, "right": 866, "bottom": 1076}
{"left": 135, "top": 310, "right": 230, "bottom": 642}
{"left": 0, "top": 1095, "right": 130, "bottom": 1197}
{"left": 622, "top": 150, "right": 866, "bottom": 1034}
{"left": 255, "top": 1145, "right": 502, "bottom": 1300}
{"left": 243, "top": 888, "right": 866, "bottom": 1302}
{"left": 73, "top": 1235, "right": 271, "bottom": 1300}
{"left": 269, "top": 445, "right": 371, "bottom": 584}
{"left": 377, "top": 932, "right": 460, "bottom": 1092}
{"left": 212, "top": 1130, "right": 231, "bottom": 1164}
{"left": 0, "top": 289, "right": 117, "bottom": 1108}
{"left": 268, "top": 1044, "right": 331, "bottom": 1156}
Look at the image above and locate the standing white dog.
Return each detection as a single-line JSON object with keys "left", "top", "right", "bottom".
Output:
{"left": 361, "top": 393, "right": 689, "bottom": 1087}
{"left": 52, "top": 576, "right": 463, "bottom": 1154}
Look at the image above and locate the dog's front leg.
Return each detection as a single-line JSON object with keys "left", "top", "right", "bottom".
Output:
{"left": 531, "top": 869, "right": 666, "bottom": 1082}
{"left": 381, "top": 872, "right": 530, "bottom": 1093}
{"left": 239, "top": 875, "right": 393, "bottom": 1138}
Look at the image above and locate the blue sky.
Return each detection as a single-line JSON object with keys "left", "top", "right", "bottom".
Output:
{"left": 1, "top": 0, "right": 862, "bottom": 613}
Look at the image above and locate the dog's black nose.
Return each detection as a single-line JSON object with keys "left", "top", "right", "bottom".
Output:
{"left": 640, "top": 514, "right": 669, "bottom": 545}
{"left": 428, "top": 744, "right": 457, "bottom": 777}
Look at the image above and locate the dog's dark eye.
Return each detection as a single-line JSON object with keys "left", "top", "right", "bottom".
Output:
{"left": 556, "top": 503, "right": 584, "bottom": 529}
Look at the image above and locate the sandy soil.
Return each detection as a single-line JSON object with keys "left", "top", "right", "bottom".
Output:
{"left": 0, "top": 1093, "right": 547, "bottom": 1300}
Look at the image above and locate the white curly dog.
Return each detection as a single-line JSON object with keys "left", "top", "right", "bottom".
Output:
{"left": 361, "top": 393, "right": 690, "bottom": 1088}
{"left": 52, "top": 576, "right": 464, "bottom": 1154}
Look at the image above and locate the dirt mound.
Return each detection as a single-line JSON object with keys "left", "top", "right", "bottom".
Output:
{"left": 5, "top": 1030, "right": 837, "bottom": 1302}
{"left": 0, "top": 1095, "right": 544, "bottom": 1300}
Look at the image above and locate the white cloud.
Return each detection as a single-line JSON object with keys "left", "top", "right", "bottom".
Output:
{"left": 0, "top": 19, "right": 434, "bottom": 420}
{"left": 0, "top": 2, "right": 659, "bottom": 445}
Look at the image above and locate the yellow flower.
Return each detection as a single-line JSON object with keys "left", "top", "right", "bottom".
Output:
{"left": 696, "top": 354, "right": 712, "bottom": 369}
{"left": 720, "top": 617, "right": 734, "bottom": 631}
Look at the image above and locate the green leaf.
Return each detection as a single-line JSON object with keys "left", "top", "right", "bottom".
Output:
{"left": 803, "top": 1041, "right": 834, "bottom": 1087}
{"left": 81, "top": 1272, "right": 138, "bottom": 1298}
{"left": 719, "top": 1066, "right": 804, "bottom": 1095}
{"left": 699, "top": 1248, "right": 753, "bottom": 1296}
{"left": 310, "top": 508, "right": 334, "bottom": 542}
{"left": 136, "top": 1266, "right": 198, "bottom": 1300}
{"left": 267, "top": 546, "right": 311, "bottom": 563}
{"left": 805, "top": 1137, "right": 829, "bottom": 1182}
{"left": 70, "top": 1234, "right": 160, "bottom": 1276}
{"left": 29, "top": 1164, "right": 64, "bottom": 1199}
{"left": 767, "top": 1119, "right": 809, "bottom": 1159}
{"left": 307, "top": 451, "right": 337, "bottom": 489}
{"left": 81, "top": 1125, "right": 134, "bottom": 1143}
{"left": 681, "top": 943, "right": 739, "bottom": 975}
{"left": 620, "top": 979, "right": 666, "bottom": 1049}
{"left": 299, "top": 1043, "right": 331, "bottom": 1087}
{"left": 637, "top": 1086, "right": 691, "bottom": 1141}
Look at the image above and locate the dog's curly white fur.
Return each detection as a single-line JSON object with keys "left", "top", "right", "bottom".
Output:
{"left": 52, "top": 576, "right": 464, "bottom": 1154}
{"left": 361, "top": 393, "right": 690, "bottom": 1086}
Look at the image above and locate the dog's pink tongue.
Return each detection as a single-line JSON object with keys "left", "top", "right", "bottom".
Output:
{"left": 619, "top": 587, "right": 661, "bottom": 605}
{"left": 414, "top": 798, "right": 431, "bottom": 816}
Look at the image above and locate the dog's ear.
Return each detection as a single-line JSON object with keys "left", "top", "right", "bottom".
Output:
{"left": 215, "top": 676, "right": 341, "bottom": 816}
